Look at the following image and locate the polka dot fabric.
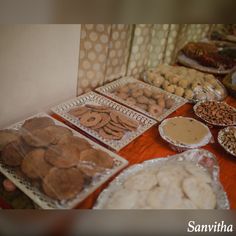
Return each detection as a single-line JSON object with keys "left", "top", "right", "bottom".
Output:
{"left": 77, "top": 24, "right": 111, "bottom": 95}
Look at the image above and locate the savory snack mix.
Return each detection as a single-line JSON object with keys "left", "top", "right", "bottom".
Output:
{"left": 145, "top": 64, "right": 226, "bottom": 102}
{"left": 68, "top": 104, "right": 139, "bottom": 140}
{"left": 194, "top": 101, "right": 236, "bottom": 126}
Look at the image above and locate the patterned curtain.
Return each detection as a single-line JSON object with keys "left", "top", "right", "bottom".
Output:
{"left": 77, "top": 24, "right": 215, "bottom": 94}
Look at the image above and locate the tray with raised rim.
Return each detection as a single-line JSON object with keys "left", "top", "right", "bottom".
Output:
{"left": 93, "top": 149, "right": 229, "bottom": 209}
{"left": 95, "top": 77, "right": 187, "bottom": 122}
{"left": 193, "top": 101, "right": 236, "bottom": 127}
{"left": 0, "top": 112, "right": 128, "bottom": 209}
{"left": 51, "top": 91, "right": 157, "bottom": 151}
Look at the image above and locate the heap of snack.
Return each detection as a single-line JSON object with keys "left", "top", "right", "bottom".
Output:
{"left": 0, "top": 116, "right": 114, "bottom": 201}
{"left": 181, "top": 42, "right": 236, "bottom": 70}
{"left": 159, "top": 117, "right": 212, "bottom": 151}
{"left": 103, "top": 161, "right": 216, "bottom": 209}
{"left": 145, "top": 64, "right": 226, "bottom": 102}
{"left": 218, "top": 126, "right": 236, "bottom": 156}
{"left": 112, "top": 82, "right": 175, "bottom": 118}
{"left": 68, "top": 104, "right": 139, "bottom": 140}
{"left": 194, "top": 101, "right": 236, "bottom": 126}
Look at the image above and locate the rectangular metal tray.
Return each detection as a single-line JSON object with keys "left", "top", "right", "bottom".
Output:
{"left": 95, "top": 77, "right": 187, "bottom": 121}
{"left": 0, "top": 113, "right": 128, "bottom": 209}
{"left": 51, "top": 91, "right": 157, "bottom": 151}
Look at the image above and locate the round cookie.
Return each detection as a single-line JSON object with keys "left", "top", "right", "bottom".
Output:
{"left": 1, "top": 139, "right": 30, "bottom": 167}
{"left": 148, "top": 104, "right": 163, "bottom": 117}
{"left": 91, "top": 113, "right": 111, "bottom": 130}
{"left": 58, "top": 135, "right": 91, "bottom": 152}
{"left": 118, "top": 114, "right": 139, "bottom": 129}
{"left": 184, "top": 89, "right": 194, "bottom": 100}
{"left": 175, "top": 87, "right": 185, "bottom": 97}
{"left": 45, "top": 144, "right": 81, "bottom": 168}
{"left": 0, "top": 130, "right": 19, "bottom": 151}
{"left": 136, "top": 103, "right": 148, "bottom": 111}
{"left": 183, "top": 177, "right": 216, "bottom": 209}
{"left": 99, "top": 128, "right": 123, "bottom": 140}
{"left": 136, "top": 96, "right": 149, "bottom": 104}
{"left": 68, "top": 106, "right": 89, "bottom": 117}
{"left": 143, "top": 88, "right": 153, "bottom": 97}
{"left": 21, "top": 149, "right": 52, "bottom": 179}
{"left": 117, "top": 92, "right": 129, "bottom": 100}
{"left": 165, "top": 98, "right": 174, "bottom": 109}
{"left": 126, "top": 97, "right": 137, "bottom": 105}
{"left": 80, "top": 149, "right": 114, "bottom": 169}
{"left": 103, "top": 126, "right": 124, "bottom": 138}
{"left": 80, "top": 112, "right": 102, "bottom": 127}
{"left": 42, "top": 167, "right": 84, "bottom": 200}
{"left": 44, "top": 125, "right": 73, "bottom": 145}
{"left": 22, "top": 117, "right": 55, "bottom": 132}
{"left": 131, "top": 88, "right": 143, "bottom": 98}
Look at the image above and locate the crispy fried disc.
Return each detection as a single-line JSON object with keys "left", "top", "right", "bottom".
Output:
{"left": 22, "top": 129, "right": 54, "bottom": 147}
{"left": 68, "top": 106, "right": 89, "bottom": 117}
{"left": 0, "top": 130, "right": 19, "bottom": 151}
{"left": 118, "top": 114, "right": 139, "bottom": 129}
{"left": 44, "top": 125, "right": 73, "bottom": 145}
{"left": 91, "top": 113, "right": 111, "bottom": 130}
{"left": 21, "top": 149, "right": 52, "bottom": 179}
{"left": 58, "top": 135, "right": 91, "bottom": 152}
{"left": 45, "top": 144, "right": 81, "bottom": 168}
{"left": 22, "top": 117, "right": 55, "bottom": 131}
{"left": 85, "top": 104, "right": 111, "bottom": 112}
{"left": 42, "top": 167, "right": 84, "bottom": 200}
{"left": 110, "top": 111, "right": 120, "bottom": 123}
{"left": 99, "top": 129, "right": 123, "bottom": 140}
{"left": 80, "top": 149, "right": 114, "bottom": 169}
{"left": 80, "top": 112, "right": 102, "bottom": 127}
{"left": 103, "top": 126, "right": 124, "bottom": 138}
{"left": 1, "top": 139, "right": 32, "bottom": 167}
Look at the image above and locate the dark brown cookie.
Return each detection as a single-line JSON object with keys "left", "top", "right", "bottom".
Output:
{"left": 22, "top": 129, "right": 54, "bottom": 147}
{"left": 80, "top": 149, "right": 114, "bottom": 169}
{"left": 22, "top": 117, "right": 55, "bottom": 132}
{"left": 0, "top": 130, "right": 19, "bottom": 151}
{"left": 1, "top": 139, "right": 31, "bottom": 167}
{"left": 43, "top": 125, "right": 73, "bottom": 145}
{"left": 21, "top": 149, "right": 52, "bottom": 179}
{"left": 58, "top": 135, "right": 91, "bottom": 152}
{"left": 45, "top": 144, "right": 81, "bottom": 168}
{"left": 42, "top": 167, "right": 84, "bottom": 200}
{"left": 80, "top": 112, "right": 102, "bottom": 127}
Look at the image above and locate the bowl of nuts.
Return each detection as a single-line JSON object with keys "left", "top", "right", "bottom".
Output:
{"left": 193, "top": 101, "right": 236, "bottom": 126}
{"left": 218, "top": 126, "right": 236, "bottom": 157}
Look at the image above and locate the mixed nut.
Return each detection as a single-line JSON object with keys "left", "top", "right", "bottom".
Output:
{"left": 194, "top": 101, "right": 236, "bottom": 126}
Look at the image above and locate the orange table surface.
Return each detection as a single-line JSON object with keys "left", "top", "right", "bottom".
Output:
{"left": 53, "top": 96, "right": 236, "bottom": 209}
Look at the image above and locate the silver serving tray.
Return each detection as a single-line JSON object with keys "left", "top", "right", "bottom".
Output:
{"left": 193, "top": 101, "right": 236, "bottom": 127}
{"left": 0, "top": 113, "right": 128, "bottom": 209}
{"left": 158, "top": 116, "right": 213, "bottom": 152}
{"left": 96, "top": 77, "right": 187, "bottom": 122}
{"left": 218, "top": 126, "right": 236, "bottom": 157}
{"left": 51, "top": 92, "right": 156, "bottom": 151}
{"left": 143, "top": 69, "right": 227, "bottom": 104}
{"left": 177, "top": 52, "right": 236, "bottom": 75}
{"left": 93, "top": 149, "right": 230, "bottom": 209}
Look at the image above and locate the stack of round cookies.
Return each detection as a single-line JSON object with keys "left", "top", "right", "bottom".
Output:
{"left": 0, "top": 117, "right": 114, "bottom": 201}
{"left": 69, "top": 104, "right": 139, "bottom": 140}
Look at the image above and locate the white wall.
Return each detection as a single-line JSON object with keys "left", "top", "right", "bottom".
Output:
{"left": 0, "top": 25, "right": 81, "bottom": 128}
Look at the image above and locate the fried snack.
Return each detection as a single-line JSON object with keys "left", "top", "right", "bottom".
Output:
{"left": 21, "top": 149, "right": 52, "bottom": 179}
{"left": 22, "top": 117, "right": 54, "bottom": 131}
{"left": 68, "top": 107, "right": 89, "bottom": 117}
{"left": 45, "top": 144, "right": 81, "bottom": 168}
{"left": 58, "top": 135, "right": 91, "bottom": 152}
{"left": 80, "top": 112, "right": 102, "bottom": 127}
{"left": 0, "top": 130, "right": 19, "bottom": 151}
{"left": 42, "top": 167, "right": 84, "bottom": 200}
{"left": 1, "top": 139, "right": 29, "bottom": 167}
{"left": 195, "top": 101, "right": 236, "bottom": 126}
{"left": 80, "top": 149, "right": 114, "bottom": 169}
